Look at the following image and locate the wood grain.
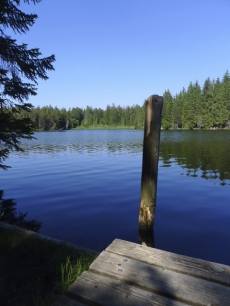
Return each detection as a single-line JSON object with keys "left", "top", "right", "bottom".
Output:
{"left": 106, "top": 239, "right": 230, "bottom": 286}
{"left": 52, "top": 239, "right": 230, "bottom": 305}
{"left": 89, "top": 250, "right": 230, "bottom": 305}
{"left": 67, "top": 271, "right": 187, "bottom": 306}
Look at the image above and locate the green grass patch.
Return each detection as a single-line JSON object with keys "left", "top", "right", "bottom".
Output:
{"left": 60, "top": 255, "right": 91, "bottom": 293}
{"left": 0, "top": 228, "right": 96, "bottom": 306}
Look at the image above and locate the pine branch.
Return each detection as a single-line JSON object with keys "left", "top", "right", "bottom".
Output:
{"left": 0, "top": 0, "right": 55, "bottom": 169}
{"left": 0, "top": 0, "right": 38, "bottom": 34}
{"left": 0, "top": 36, "right": 55, "bottom": 83}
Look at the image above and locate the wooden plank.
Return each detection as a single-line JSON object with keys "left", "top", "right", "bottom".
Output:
{"left": 106, "top": 239, "right": 230, "bottom": 287}
{"left": 89, "top": 250, "right": 230, "bottom": 305}
{"left": 52, "top": 295, "right": 87, "bottom": 306}
{"left": 67, "top": 271, "right": 187, "bottom": 306}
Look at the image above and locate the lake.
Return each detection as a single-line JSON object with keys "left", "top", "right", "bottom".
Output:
{"left": 1, "top": 130, "right": 230, "bottom": 265}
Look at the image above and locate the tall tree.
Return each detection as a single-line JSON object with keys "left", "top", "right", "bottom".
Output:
{"left": 202, "top": 78, "right": 214, "bottom": 128}
{"left": 182, "top": 82, "right": 201, "bottom": 129}
{"left": 0, "top": 0, "right": 55, "bottom": 169}
{"left": 221, "top": 72, "right": 230, "bottom": 126}
{"left": 162, "top": 90, "right": 173, "bottom": 129}
{"left": 173, "top": 92, "right": 183, "bottom": 129}
{"left": 222, "top": 70, "right": 230, "bottom": 84}
{"left": 213, "top": 78, "right": 229, "bottom": 127}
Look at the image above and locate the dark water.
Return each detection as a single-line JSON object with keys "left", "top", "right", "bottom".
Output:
{"left": 1, "top": 130, "right": 230, "bottom": 265}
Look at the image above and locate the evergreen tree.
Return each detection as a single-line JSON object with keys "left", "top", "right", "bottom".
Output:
{"left": 183, "top": 83, "right": 193, "bottom": 129}
{"left": 193, "top": 81, "right": 202, "bottom": 127}
{"left": 0, "top": 0, "right": 55, "bottom": 169}
{"left": 202, "top": 77, "right": 212, "bottom": 96}
{"left": 173, "top": 92, "right": 183, "bottom": 129}
{"left": 213, "top": 78, "right": 229, "bottom": 127}
{"left": 221, "top": 72, "right": 230, "bottom": 127}
{"left": 202, "top": 78, "right": 214, "bottom": 128}
{"left": 162, "top": 90, "right": 173, "bottom": 129}
{"left": 222, "top": 70, "right": 230, "bottom": 84}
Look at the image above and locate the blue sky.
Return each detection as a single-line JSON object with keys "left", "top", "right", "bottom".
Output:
{"left": 12, "top": 0, "right": 230, "bottom": 109}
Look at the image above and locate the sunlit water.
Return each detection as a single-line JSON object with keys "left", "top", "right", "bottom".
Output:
{"left": 1, "top": 130, "right": 230, "bottom": 265}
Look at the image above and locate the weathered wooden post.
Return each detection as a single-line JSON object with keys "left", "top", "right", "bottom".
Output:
{"left": 139, "top": 95, "right": 163, "bottom": 244}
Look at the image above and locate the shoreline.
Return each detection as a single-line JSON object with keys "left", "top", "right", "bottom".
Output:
{"left": 34, "top": 127, "right": 230, "bottom": 132}
{"left": 0, "top": 221, "right": 99, "bottom": 257}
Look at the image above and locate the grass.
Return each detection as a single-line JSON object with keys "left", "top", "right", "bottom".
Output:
{"left": 0, "top": 227, "right": 97, "bottom": 306}
{"left": 60, "top": 255, "right": 90, "bottom": 293}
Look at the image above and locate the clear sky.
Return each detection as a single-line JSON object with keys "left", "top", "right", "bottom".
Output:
{"left": 11, "top": 0, "right": 230, "bottom": 110}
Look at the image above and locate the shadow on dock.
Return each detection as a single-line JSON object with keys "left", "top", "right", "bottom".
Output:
{"left": 53, "top": 239, "right": 230, "bottom": 305}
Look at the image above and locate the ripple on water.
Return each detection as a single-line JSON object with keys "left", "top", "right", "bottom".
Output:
{"left": 1, "top": 130, "right": 230, "bottom": 264}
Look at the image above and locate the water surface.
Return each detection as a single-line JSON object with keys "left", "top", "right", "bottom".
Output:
{"left": 1, "top": 130, "right": 230, "bottom": 265}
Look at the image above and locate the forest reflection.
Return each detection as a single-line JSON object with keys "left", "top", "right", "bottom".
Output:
{"left": 160, "top": 131, "right": 230, "bottom": 184}
{"left": 0, "top": 190, "right": 42, "bottom": 232}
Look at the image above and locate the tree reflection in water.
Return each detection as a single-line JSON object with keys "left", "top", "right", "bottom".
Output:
{"left": 160, "top": 131, "right": 230, "bottom": 186}
{"left": 0, "top": 190, "right": 42, "bottom": 232}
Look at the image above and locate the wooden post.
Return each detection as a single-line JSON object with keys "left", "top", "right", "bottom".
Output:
{"left": 138, "top": 227, "right": 155, "bottom": 247}
{"left": 139, "top": 95, "right": 163, "bottom": 234}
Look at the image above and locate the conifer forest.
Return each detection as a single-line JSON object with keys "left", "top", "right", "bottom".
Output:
{"left": 16, "top": 71, "right": 230, "bottom": 130}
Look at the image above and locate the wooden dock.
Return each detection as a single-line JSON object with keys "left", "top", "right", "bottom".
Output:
{"left": 52, "top": 238, "right": 230, "bottom": 305}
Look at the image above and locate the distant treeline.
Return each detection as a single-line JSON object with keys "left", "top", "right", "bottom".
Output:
{"left": 16, "top": 70, "right": 230, "bottom": 130}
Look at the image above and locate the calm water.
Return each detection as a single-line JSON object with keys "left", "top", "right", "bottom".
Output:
{"left": 1, "top": 130, "right": 230, "bottom": 265}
